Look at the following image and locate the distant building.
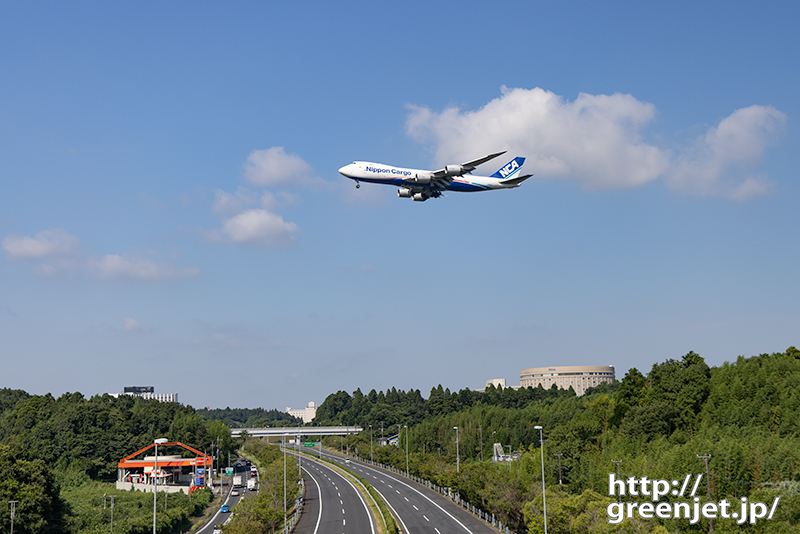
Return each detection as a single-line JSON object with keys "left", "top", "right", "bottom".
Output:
{"left": 519, "top": 365, "right": 615, "bottom": 396}
{"left": 476, "top": 378, "right": 520, "bottom": 393}
{"left": 115, "top": 386, "right": 178, "bottom": 403}
{"left": 286, "top": 401, "right": 317, "bottom": 424}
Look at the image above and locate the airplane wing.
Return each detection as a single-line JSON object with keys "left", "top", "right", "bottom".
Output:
{"left": 428, "top": 151, "right": 507, "bottom": 190}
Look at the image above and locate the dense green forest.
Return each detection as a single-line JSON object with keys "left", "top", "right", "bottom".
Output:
{"left": 0, "top": 392, "right": 234, "bottom": 533}
{"left": 320, "top": 348, "right": 800, "bottom": 533}
{"left": 199, "top": 407, "right": 301, "bottom": 428}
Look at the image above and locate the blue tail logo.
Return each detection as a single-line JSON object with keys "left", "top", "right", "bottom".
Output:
{"left": 490, "top": 157, "right": 525, "bottom": 179}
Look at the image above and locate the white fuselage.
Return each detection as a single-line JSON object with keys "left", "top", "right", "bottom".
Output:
{"left": 338, "top": 162, "right": 517, "bottom": 192}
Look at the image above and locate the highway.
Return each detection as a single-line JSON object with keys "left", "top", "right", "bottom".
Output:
{"left": 318, "top": 450, "right": 499, "bottom": 534}
{"left": 293, "top": 453, "right": 376, "bottom": 534}
{"left": 195, "top": 460, "right": 255, "bottom": 534}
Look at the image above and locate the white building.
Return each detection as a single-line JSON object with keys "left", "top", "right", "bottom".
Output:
{"left": 113, "top": 386, "right": 178, "bottom": 403}
{"left": 519, "top": 365, "right": 615, "bottom": 396}
{"left": 286, "top": 401, "right": 317, "bottom": 424}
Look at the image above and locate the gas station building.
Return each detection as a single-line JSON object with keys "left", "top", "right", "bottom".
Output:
{"left": 117, "top": 441, "right": 212, "bottom": 495}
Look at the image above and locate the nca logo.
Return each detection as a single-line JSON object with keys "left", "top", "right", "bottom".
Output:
{"left": 499, "top": 160, "right": 519, "bottom": 178}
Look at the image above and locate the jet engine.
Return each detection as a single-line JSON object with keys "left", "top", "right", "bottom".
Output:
{"left": 445, "top": 165, "right": 465, "bottom": 176}
{"left": 397, "top": 188, "right": 412, "bottom": 198}
{"left": 412, "top": 192, "right": 429, "bottom": 202}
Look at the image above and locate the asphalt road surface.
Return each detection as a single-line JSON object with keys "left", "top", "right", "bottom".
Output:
{"left": 293, "top": 454, "right": 376, "bottom": 534}
{"left": 195, "top": 461, "right": 256, "bottom": 534}
{"left": 321, "top": 451, "right": 499, "bottom": 534}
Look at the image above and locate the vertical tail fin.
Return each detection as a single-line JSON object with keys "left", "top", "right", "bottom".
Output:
{"left": 490, "top": 157, "right": 525, "bottom": 179}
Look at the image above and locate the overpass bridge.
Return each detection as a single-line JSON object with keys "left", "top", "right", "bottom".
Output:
{"left": 230, "top": 426, "right": 363, "bottom": 438}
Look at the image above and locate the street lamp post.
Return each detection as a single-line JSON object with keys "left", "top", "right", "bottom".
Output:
{"left": 152, "top": 438, "right": 167, "bottom": 534}
{"left": 534, "top": 426, "right": 547, "bottom": 534}
{"left": 404, "top": 425, "right": 409, "bottom": 476}
{"left": 283, "top": 434, "right": 286, "bottom": 532}
{"left": 453, "top": 426, "right": 459, "bottom": 473}
{"left": 479, "top": 425, "right": 483, "bottom": 462}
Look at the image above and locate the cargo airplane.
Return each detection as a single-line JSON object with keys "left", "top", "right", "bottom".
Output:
{"left": 338, "top": 151, "right": 531, "bottom": 201}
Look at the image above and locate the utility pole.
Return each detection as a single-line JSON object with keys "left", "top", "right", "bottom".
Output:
{"left": 554, "top": 453, "right": 563, "bottom": 484}
{"left": 9, "top": 500, "right": 18, "bottom": 534}
{"left": 698, "top": 454, "right": 713, "bottom": 532}
{"left": 611, "top": 460, "right": 622, "bottom": 503}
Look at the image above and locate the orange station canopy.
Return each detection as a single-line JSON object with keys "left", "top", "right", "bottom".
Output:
{"left": 118, "top": 441, "right": 212, "bottom": 469}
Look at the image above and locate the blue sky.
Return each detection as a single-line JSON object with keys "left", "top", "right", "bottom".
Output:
{"left": 1, "top": 2, "right": 797, "bottom": 411}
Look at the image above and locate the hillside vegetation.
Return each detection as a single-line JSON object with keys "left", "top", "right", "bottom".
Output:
{"left": 318, "top": 348, "right": 800, "bottom": 533}
{"left": 0, "top": 392, "right": 233, "bottom": 533}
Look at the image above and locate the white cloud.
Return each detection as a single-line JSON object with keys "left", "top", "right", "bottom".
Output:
{"left": 206, "top": 148, "right": 315, "bottom": 247}
{"left": 3, "top": 227, "right": 201, "bottom": 281}
{"left": 407, "top": 86, "right": 669, "bottom": 189}
{"left": 221, "top": 208, "right": 298, "bottom": 247}
{"left": 122, "top": 317, "right": 153, "bottom": 332}
{"left": 212, "top": 187, "right": 258, "bottom": 216}
{"left": 93, "top": 254, "right": 201, "bottom": 281}
{"left": 667, "top": 105, "right": 787, "bottom": 199}
{"left": 2, "top": 228, "right": 80, "bottom": 259}
{"left": 406, "top": 87, "right": 786, "bottom": 198}
{"left": 243, "top": 146, "right": 323, "bottom": 188}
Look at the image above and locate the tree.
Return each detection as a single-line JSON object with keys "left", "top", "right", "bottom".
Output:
{"left": 0, "top": 445, "right": 67, "bottom": 534}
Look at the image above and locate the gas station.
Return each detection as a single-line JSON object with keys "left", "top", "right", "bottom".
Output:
{"left": 116, "top": 441, "right": 212, "bottom": 495}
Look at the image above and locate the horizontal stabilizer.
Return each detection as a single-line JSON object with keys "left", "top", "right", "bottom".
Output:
{"left": 500, "top": 173, "right": 532, "bottom": 187}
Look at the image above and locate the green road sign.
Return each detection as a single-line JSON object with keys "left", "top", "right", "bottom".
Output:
{"left": 304, "top": 441, "right": 315, "bottom": 447}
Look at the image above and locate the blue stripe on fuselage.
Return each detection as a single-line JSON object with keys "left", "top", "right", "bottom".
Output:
{"left": 446, "top": 181, "right": 492, "bottom": 192}
{"left": 347, "top": 175, "right": 491, "bottom": 192}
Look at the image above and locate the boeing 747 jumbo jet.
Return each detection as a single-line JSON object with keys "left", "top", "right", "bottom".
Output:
{"left": 338, "top": 151, "right": 532, "bottom": 201}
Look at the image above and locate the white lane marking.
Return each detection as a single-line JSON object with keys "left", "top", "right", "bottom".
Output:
{"left": 300, "top": 456, "right": 376, "bottom": 534}
{"left": 301, "top": 466, "right": 324, "bottom": 534}
{"left": 338, "top": 457, "right": 475, "bottom": 534}
{"left": 371, "top": 486, "right": 411, "bottom": 534}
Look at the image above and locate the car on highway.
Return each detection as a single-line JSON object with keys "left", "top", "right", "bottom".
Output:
{"left": 221, "top": 504, "right": 229, "bottom": 513}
